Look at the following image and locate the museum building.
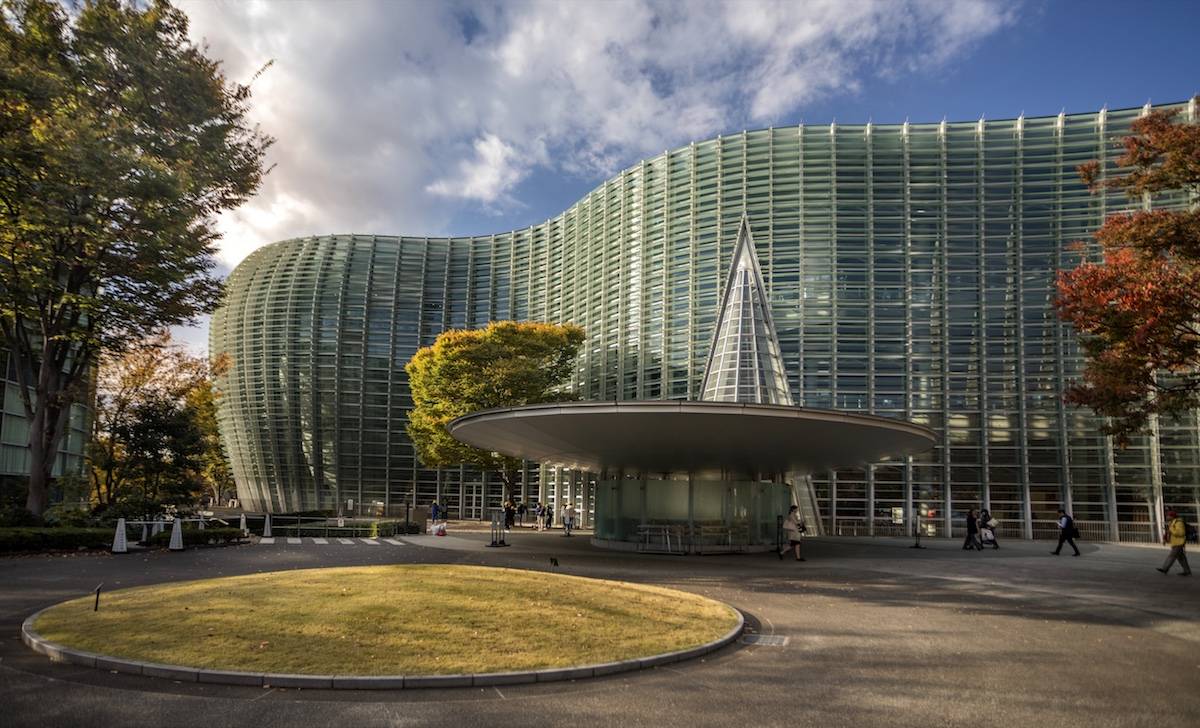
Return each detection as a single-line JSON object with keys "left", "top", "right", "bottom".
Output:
{"left": 210, "top": 100, "right": 1200, "bottom": 544}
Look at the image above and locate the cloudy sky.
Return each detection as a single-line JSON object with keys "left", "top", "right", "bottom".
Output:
{"left": 174, "top": 0, "right": 1196, "bottom": 348}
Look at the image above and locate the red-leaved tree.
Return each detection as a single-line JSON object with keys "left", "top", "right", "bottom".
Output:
{"left": 1056, "top": 102, "right": 1200, "bottom": 445}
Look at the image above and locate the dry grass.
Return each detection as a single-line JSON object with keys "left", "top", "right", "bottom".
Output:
{"left": 34, "top": 565, "right": 737, "bottom": 675}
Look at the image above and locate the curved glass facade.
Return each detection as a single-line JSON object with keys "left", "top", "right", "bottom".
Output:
{"left": 212, "top": 101, "right": 1200, "bottom": 541}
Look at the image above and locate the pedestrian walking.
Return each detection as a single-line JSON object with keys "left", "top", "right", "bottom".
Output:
{"left": 1051, "top": 509, "right": 1081, "bottom": 556}
{"left": 962, "top": 509, "right": 983, "bottom": 551}
{"left": 778, "top": 505, "right": 806, "bottom": 561}
{"left": 1157, "top": 510, "right": 1192, "bottom": 576}
{"left": 517, "top": 501, "right": 527, "bottom": 527}
{"left": 980, "top": 508, "right": 999, "bottom": 550}
{"left": 563, "top": 504, "right": 577, "bottom": 536}
{"left": 544, "top": 504, "right": 554, "bottom": 531}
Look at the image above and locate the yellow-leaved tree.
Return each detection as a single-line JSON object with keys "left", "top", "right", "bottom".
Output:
{"left": 404, "top": 322, "right": 584, "bottom": 501}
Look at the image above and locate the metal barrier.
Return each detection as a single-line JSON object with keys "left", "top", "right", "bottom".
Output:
{"left": 636, "top": 524, "right": 683, "bottom": 554}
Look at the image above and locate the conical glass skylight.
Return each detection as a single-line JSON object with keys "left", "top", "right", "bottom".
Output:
{"left": 700, "top": 215, "right": 794, "bottom": 405}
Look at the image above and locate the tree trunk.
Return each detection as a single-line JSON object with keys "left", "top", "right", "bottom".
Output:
{"left": 24, "top": 364, "right": 71, "bottom": 517}
{"left": 500, "top": 469, "right": 517, "bottom": 504}
{"left": 25, "top": 424, "right": 51, "bottom": 517}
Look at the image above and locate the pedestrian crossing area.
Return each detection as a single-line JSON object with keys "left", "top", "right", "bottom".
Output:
{"left": 257, "top": 536, "right": 409, "bottom": 547}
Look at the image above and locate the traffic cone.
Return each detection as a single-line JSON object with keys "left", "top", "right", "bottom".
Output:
{"left": 168, "top": 518, "right": 184, "bottom": 551}
{"left": 239, "top": 513, "right": 248, "bottom": 536}
{"left": 111, "top": 518, "right": 128, "bottom": 554}
{"left": 263, "top": 513, "right": 272, "bottom": 538}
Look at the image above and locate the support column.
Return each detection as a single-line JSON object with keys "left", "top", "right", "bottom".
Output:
{"left": 1149, "top": 414, "right": 1165, "bottom": 541}
{"left": 554, "top": 468, "right": 565, "bottom": 519}
{"left": 582, "top": 474, "right": 593, "bottom": 529}
{"left": 866, "top": 465, "right": 875, "bottom": 536}
{"left": 829, "top": 472, "right": 838, "bottom": 535}
{"left": 1105, "top": 437, "right": 1120, "bottom": 541}
{"left": 903, "top": 459, "right": 914, "bottom": 538}
{"left": 520, "top": 459, "right": 529, "bottom": 506}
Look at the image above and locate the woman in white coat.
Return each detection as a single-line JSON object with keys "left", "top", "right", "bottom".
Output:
{"left": 779, "top": 505, "right": 807, "bottom": 562}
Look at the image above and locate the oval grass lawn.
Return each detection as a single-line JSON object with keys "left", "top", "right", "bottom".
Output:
{"left": 33, "top": 565, "right": 738, "bottom": 675}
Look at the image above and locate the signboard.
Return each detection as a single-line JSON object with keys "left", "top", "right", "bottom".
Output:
{"left": 891, "top": 507, "right": 904, "bottom": 525}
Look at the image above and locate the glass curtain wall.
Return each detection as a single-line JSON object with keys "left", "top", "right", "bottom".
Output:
{"left": 211, "top": 102, "right": 1200, "bottom": 541}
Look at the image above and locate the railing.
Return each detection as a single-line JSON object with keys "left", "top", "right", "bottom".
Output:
{"left": 817, "top": 516, "right": 1164, "bottom": 544}
{"left": 275, "top": 518, "right": 409, "bottom": 538}
{"left": 693, "top": 525, "right": 749, "bottom": 554}
{"left": 636, "top": 524, "right": 684, "bottom": 554}
{"left": 871, "top": 520, "right": 907, "bottom": 537}
{"left": 833, "top": 518, "right": 871, "bottom": 536}
{"left": 1117, "top": 521, "right": 1159, "bottom": 544}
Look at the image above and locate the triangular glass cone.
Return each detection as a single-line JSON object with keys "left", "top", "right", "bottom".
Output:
{"left": 700, "top": 215, "right": 794, "bottom": 405}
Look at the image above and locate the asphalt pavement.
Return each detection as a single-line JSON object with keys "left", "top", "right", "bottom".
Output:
{"left": 1, "top": 527, "right": 1197, "bottom": 728}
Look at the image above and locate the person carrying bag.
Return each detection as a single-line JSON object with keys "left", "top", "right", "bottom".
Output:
{"left": 778, "top": 505, "right": 807, "bottom": 562}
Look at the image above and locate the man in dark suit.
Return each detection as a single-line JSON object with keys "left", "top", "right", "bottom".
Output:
{"left": 1051, "top": 509, "right": 1081, "bottom": 556}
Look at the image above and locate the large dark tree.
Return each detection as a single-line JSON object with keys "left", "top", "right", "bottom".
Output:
{"left": 1056, "top": 102, "right": 1200, "bottom": 444}
{"left": 405, "top": 321, "right": 585, "bottom": 501}
{"left": 0, "top": 0, "right": 271, "bottom": 515}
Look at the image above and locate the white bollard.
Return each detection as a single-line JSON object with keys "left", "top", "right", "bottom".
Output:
{"left": 152, "top": 519, "right": 163, "bottom": 536}
{"left": 111, "top": 518, "right": 128, "bottom": 554}
{"left": 263, "top": 513, "right": 272, "bottom": 538}
{"left": 168, "top": 518, "right": 184, "bottom": 551}
{"left": 239, "top": 513, "right": 248, "bottom": 536}
{"left": 140, "top": 523, "right": 149, "bottom": 543}
{"left": 198, "top": 517, "right": 205, "bottom": 531}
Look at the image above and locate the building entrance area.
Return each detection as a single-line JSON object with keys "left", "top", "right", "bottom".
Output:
{"left": 593, "top": 477, "right": 791, "bottom": 554}
{"left": 448, "top": 400, "right": 936, "bottom": 554}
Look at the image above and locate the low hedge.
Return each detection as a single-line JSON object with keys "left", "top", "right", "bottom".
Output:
{"left": 148, "top": 527, "right": 246, "bottom": 547}
{"left": 0, "top": 527, "right": 114, "bottom": 553}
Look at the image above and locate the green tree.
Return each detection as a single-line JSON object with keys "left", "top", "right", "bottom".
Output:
{"left": 112, "top": 389, "right": 206, "bottom": 510}
{"left": 1056, "top": 103, "right": 1200, "bottom": 444}
{"left": 405, "top": 321, "right": 585, "bottom": 500}
{"left": 186, "top": 375, "right": 237, "bottom": 507}
{"left": 0, "top": 0, "right": 271, "bottom": 515}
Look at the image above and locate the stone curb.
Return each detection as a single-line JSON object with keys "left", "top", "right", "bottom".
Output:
{"left": 22, "top": 605, "right": 744, "bottom": 690}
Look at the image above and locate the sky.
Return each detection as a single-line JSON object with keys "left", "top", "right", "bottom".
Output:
{"left": 173, "top": 0, "right": 1198, "bottom": 350}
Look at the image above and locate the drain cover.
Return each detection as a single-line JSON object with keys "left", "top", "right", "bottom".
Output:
{"left": 741, "top": 634, "right": 789, "bottom": 646}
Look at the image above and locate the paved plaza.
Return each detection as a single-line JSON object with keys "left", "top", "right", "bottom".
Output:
{"left": 1, "top": 530, "right": 1197, "bottom": 727}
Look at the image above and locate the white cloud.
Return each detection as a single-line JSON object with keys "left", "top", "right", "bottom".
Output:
{"left": 179, "top": 0, "right": 1017, "bottom": 269}
{"left": 427, "top": 133, "right": 527, "bottom": 204}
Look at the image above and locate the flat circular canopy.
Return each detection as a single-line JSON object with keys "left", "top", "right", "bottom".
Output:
{"left": 448, "top": 401, "right": 936, "bottom": 475}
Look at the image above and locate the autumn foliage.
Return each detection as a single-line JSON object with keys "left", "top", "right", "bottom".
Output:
{"left": 1056, "top": 102, "right": 1200, "bottom": 444}
{"left": 404, "top": 321, "right": 585, "bottom": 497}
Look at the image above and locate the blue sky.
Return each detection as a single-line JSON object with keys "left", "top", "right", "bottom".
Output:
{"left": 455, "top": 0, "right": 1198, "bottom": 236}
{"left": 174, "top": 0, "right": 1197, "bottom": 349}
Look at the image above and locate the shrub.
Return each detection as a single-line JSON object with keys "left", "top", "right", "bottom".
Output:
{"left": 370, "top": 520, "right": 411, "bottom": 537}
{"left": 147, "top": 526, "right": 245, "bottom": 547}
{"left": 0, "top": 527, "right": 113, "bottom": 553}
{"left": 290, "top": 509, "right": 337, "bottom": 518}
